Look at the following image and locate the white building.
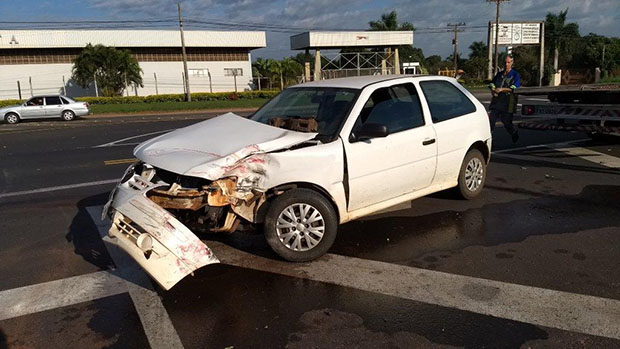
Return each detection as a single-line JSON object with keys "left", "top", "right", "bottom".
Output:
{"left": 0, "top": 30, "right": 266, "bottom": 100}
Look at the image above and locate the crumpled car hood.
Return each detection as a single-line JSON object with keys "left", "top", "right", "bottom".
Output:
{"left": 134, "top": 112, "right": 318, "bottom": 179}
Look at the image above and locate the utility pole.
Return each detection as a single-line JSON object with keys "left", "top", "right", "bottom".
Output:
{"left": 488, "top": 0, "right": 510, "bottom": 75}
{"left": 154, "top": 73, "right": 159, "bottom": 95}
{"left": 447, "top": 23, "right": 465, "bottom": 77}
{"left": 207, "top": 69, "right": 212, "bottom": 93}
{"left": 17, "top": 81, "right": 22, "bottom": 100}
{"left": 178, "top": 2, "right": 191, "bottom": 101}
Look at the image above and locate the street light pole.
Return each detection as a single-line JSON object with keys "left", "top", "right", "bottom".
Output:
{"left": 178, "top": 3, "right": 191, "bottom": 102}
{"left": 488, "top": 0, "right": 510, "bottom": 75}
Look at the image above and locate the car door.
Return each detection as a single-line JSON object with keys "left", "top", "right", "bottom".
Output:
{"left": 20, "top": 97, "right": 46, "bottom": 119}
{"left": 418, "top": 79, "right": 479, "bottom": 185}
{"left": 342, "top": 82, "right": 437, "bottom": 212}
{"left": 44, "top": 96, "right": 64, "bottom": 117}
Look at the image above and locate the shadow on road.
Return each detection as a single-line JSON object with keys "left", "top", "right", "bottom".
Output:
{"left": 65, "top": 192, "right": 115, "bottom": 271}
{"left": 332, "top": 184, "right": 620, "bottom": 266}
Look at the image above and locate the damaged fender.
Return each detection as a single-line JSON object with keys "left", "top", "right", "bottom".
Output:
{"left": 106, "top": 174, "right": 219, "bottom": 290}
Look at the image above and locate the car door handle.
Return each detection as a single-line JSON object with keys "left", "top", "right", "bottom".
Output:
{"left": 422, "top": 138, "right": 436, "bottom": 146}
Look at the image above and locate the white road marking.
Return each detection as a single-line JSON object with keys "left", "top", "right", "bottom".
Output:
{"left": 3, "top": 206, "right": 620, "bottom": 341}
{"left": 491, "top": 139, "right": 589, "bottom": 154}
{"left": 92, "top": 129, "right": 175, "bottom": 148}
{"left": 547, "top": 145, "right": 620, "bottom": 169}
{"left": 0, "top": 271, "right": 127, "bottom": 321}
{"left": 0, "top": 179, "right": 118, "bottom": 199}
{"left": 86, "top": 207, "right": 184, "bottom": 349}
{"left": 211, "top": 240, "right": 620, "bottom": 340}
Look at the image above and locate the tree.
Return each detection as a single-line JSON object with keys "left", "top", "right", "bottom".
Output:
{"left": 266, "top": 59, "right": 283, "bottom": 90}
{"left": 468, "top": 41, "right": 487, "bottom": 59}
{"left": 545, "top": 9, "right": 580, "bottom": 72}
{"left": 281, "top": 58, "right": 303, "bottom": 86}
{"left": 71, "top": 44, "right": 142, "bottom": 97}
{"left": 424, "top": 55, "right": 442, "bottom": 74}
{"left": 253, "top": 57, "right": 271, "bottom": 88}
{"left": 368, "top": 11, "right": 420, "bottom": 68}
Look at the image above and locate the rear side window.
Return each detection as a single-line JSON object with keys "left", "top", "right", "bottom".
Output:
{"left": 419, "top": 81, "right": 476, "bottom": 123}
{"left": 352, "top": 83, "right": 425, "bottom": 137}
{"left": 60, "top": 97, "right": 72, "bottom": 104}
{"left": 45, "top": 96, "right": 62, "bottom": 105}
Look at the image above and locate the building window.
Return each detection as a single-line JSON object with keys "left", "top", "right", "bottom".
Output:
{"left": 189, "top": 69, "right": 206, "bottom": 77}
{"left": 224, "top": 68, "right": 243, "bottom": 76}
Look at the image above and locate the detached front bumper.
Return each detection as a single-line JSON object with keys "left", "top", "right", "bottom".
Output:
{"left": 103, "top": 168, "right": 219, "bottom": 290}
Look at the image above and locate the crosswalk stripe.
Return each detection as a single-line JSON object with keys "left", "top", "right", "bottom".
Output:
{"left": 86, "top": 207, "right": 184, "bottom": 349}
{"left": 547, "top": 145, "right": 620, "bottom": 169}
{"left": 0, "top": 271, "right": 127, "bottom": 321}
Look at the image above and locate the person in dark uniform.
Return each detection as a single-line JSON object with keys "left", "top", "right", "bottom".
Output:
{"left": 489, "top": 55, "right": 521, "bottom": 143}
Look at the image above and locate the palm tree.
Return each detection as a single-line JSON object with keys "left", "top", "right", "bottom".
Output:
{"left": 253, "top": 57, "right": 270, "bottom": 89}
{"left": 72, "top": 44, "right": 143, "bottom": 96}
{"left": 368, "top": 11, "right": 417, "bottom": 71}
{"left": 368, "top": 11, "right": 414, "bottom": 31}
{"left": 267, "top": 59, "right": 284, "bottom": 90}
{"left": 469, "top": 41, "right": 487, "bottom": 59}
{"left": 545, "top": 9, "right": 580, "bottom": 72}
{"left": 281, "top": 58, "right": 302, "bottom": 86}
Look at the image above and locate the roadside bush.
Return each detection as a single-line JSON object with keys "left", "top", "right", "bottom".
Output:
{"left": 0, "top": 99, "right": 22, "bottom": 108}
{"left": 74, "top": 90, "right": 279, "bottom": 105}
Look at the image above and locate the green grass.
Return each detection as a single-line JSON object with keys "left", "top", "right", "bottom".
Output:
{"left": 89, "top": 99, "right": 269, "bottom": 114}
{"left": 599, "top": 76, "right": 620, "bottom": 84}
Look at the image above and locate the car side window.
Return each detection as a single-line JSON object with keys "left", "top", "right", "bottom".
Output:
{"left": 60, "top": 97, "right": 71, "bottom": 104}
{"left": 26, "top": 97, "right": 44, "bottom": 106}
{"left": 351, "top": 83, "right": 424, "bottom": 139}
{"left": 419, "top": 80, "right": 476, "bottom": 123}
{"left": 46, "top": 97, "right": 62, "bottom": 105}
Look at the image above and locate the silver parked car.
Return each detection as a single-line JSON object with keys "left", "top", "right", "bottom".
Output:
{"left": 1, "top": 95, "right": 90, "bottom": 124}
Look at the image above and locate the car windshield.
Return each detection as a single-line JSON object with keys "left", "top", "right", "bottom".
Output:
{"left": 251, "top": 87, "right": 358, "bottom": 138}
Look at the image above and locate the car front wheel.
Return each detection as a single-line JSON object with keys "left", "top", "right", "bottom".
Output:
{"left": 264, "top": 188, "right": 338, "bottom": 262}
{"left": 5, "top": 113, "right": 19, "bottom": 124}
{"left": 457, "top": 149, "right": 487, "bottom": 200}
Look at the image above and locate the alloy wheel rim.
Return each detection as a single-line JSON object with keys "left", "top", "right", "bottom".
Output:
{"left": 276, "top": 203, "right": 325, "bottom": 252}
{"left": 7, "top": 115, "right": 17, "bottom": 123}
{"left": 465, "top": 158, "right": 484, "bottom": 192}
{"left": 63, "top": 112, "right": 74, "bottom": 120}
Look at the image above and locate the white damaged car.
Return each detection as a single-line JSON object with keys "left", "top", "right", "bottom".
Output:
{"left": 103, "top": 75, "right": 492, "bottom": 289}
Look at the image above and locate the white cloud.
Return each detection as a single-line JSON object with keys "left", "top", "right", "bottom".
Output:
{"left": 83, "top": 0, "right": 619, "bottom": 59}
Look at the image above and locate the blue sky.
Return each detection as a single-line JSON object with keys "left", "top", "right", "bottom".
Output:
{"left": 1, "top": 0, "right": 618, "bottom": 60}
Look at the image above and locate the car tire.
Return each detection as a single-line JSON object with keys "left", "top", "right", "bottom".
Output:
{"left": 456, "top": 149, "right": 486, "bottom": 200}
{"left": 61, "top": 110, "right": 76, "bottom": 121}
{"left": 5, "top": 113, "right": 19, "bottom": 124}
{"left": 264, "top": 188, "right": 338, "bottom": 262}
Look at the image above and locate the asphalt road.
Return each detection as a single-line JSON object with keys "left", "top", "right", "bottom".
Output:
{"left": 1, "top": 99, "right": 620, "bottom": 348}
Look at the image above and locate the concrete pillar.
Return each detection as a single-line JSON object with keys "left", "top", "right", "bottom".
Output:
{"left": 304, "top": 62, "right": 311, "bottom": 82}
{"left": 314, "top": 49, "right": 321, "bottom": 81}
{"left": 381, "top": 59, "right": 387, "bottom": 75}
{"left": 394, "top": 47, "right": 400, "bottom": 74}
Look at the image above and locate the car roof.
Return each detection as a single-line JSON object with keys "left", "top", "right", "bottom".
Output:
{"left": 30, "top": 94, "right": 68, "bottom": 98}
{"left": 290, "top": 74, "right": 451, "bottom": 90}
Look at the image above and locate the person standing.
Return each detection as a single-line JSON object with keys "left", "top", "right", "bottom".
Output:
{"left": 489, "top": 55, "right": 521, "bottom": 143}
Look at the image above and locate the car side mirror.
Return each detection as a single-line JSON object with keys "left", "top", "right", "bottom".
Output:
{"left": 355, "top": 123, "right": 388, "bottom": 141}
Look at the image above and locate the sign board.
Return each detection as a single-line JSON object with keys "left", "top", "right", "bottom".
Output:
{"left": 491, "top": 22, "right": 540, "bottom": 45}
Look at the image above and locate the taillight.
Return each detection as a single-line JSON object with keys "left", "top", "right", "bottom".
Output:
{"left": 84, "top": 102, "right": 89, "bottom": 108}
{"left": 522, "top": 105, "right": 535, "bottom": 115}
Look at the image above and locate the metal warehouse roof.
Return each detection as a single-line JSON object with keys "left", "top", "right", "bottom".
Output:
{"left": 290, "top": 31, "right": 413, "bottom": 50}
{"left": 0, "top": 30, "right": 266, "bottom": 49}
